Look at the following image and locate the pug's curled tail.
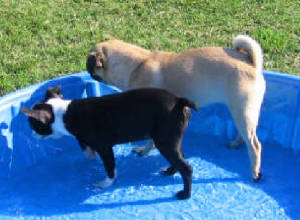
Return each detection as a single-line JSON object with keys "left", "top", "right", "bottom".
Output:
{"left": 233, "top": 35, "right": 263, "bottom": 76}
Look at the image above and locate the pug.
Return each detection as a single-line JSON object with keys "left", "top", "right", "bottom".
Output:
{"left": 86, "top": 35, "right": 266, "bottom": 182}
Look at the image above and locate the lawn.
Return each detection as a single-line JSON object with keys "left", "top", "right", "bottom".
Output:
{"left": 0, "top": 0, "right": 299, "bottom": 95}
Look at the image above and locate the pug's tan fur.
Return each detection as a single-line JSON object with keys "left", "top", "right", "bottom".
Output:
{"left": 86, "top": 35, "right": 266, "bottom": 181}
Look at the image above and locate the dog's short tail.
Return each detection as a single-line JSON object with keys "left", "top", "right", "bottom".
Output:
{"left": 177, "top": 98, "right": 199, "bottom": 111}
{"left": 233, "top": 35, "right": 263, "bottom": 76}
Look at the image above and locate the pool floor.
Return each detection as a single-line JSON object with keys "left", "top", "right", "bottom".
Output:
{"left": 0, "top": 132, "right": 299, "bottom": 220}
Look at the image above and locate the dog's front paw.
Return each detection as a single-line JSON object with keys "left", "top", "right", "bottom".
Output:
{"left": 94, "top": 177, "right": 115, "bottom": 188}
{"left": 176, "top": 190, "right": 191, "bottom": 200}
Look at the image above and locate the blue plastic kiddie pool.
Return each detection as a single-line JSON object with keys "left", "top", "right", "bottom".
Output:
{"left": 0, "top": 71, "right": 299, "bottom": 220}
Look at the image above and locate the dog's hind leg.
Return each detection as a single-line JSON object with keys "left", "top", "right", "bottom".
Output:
{"left": 161, "top": 164, "right": 178, "bottom": 176}
{"left": 161, "top": 147, "right": 186, "bottom": 176}
{"left": 240, "top": 124, "right": 262, "bottom": 182}
{"left": 155, "top": 138, "right": 192, "bottom": 200}
{"left": 229, "top": 95, "right": 263, "bottom": 181}
{"left": 153, "top": 117, "right": 192, "bottom": 200}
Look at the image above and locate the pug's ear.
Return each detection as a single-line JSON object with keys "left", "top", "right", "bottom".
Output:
{"left": 45, "top": 85, "right": 62, "bottom": 100}
{"left": 95, "top": 52, "right": 104, "bottom": 68}
{"left": 88, "top": 46, "right": 107, "bottom": 69}
{"left": 90, "top": 51, "right": 106, "bottom": 69}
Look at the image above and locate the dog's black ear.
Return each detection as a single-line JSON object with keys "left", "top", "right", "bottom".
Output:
{"left": 21, "top": 107, "right": 52, "bottom": 124}
{"left": 45, "top": 85, "right": 62, "bottom": 100}
{"left": 22, "top": 107, "right": 38, "bottom": 118}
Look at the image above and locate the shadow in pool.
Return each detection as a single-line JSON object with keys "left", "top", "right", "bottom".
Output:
{"left": 0, "top": 145, "right": 183, "bottom": 216}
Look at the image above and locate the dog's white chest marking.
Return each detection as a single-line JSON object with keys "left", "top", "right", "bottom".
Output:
{"left": 46, "top": 98, "right": 72, "bottom": 138}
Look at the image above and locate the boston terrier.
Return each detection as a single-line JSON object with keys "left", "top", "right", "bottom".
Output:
{"left": 22, "top": 86, "right": 198, "bottom": 200}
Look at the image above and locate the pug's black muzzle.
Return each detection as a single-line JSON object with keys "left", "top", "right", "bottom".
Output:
{"left": 86, "top": 55, "right": 104, "bottom": 82}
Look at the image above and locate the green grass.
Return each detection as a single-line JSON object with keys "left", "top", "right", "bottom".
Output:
{"left": 0, "top": 0, "right": 299, "bottom": 95}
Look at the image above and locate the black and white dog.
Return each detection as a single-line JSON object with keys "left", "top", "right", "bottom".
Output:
{"left": 22, "top": 86, "right": 198, "bottom": 199}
